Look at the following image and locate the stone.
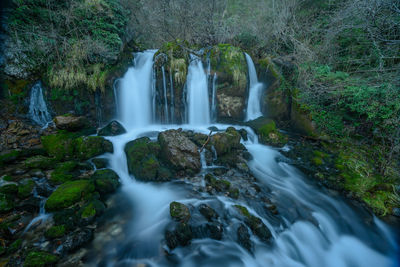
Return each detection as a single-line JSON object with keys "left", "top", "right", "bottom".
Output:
{"left": 45, "top": 180, "right": 95, "bottom": 211}
{"left": 91, "top": 169, "right": 120, "bottom": 194}
{"left": 198, "top": 204, "right": 219, "bottom": 221}
{"left": 75, "top": 136, "right": 113, "bottom": 160}
{"left": 211, "top": 127, "right": 241, "bottom": 156}
{"left": 62, "top": 228, "right": 94, "bottom": 252}
{"left": 92, "top": 158, "right": 108, "bottom": 169}
{"left": 170, "top": 201, "right": 190, "bottom": 222}
{"left": 165, "top": 222, "right": 192, "bottom": 249}
{"left": 54, "top": 115, "right": 89, "bottom": 131}
{"left": 158, "top": 129, "right": 201, "bottom": 174}
{"left": 237, "top": 224, "right": 252, "bottom": 252}
{"left": 246, "top": 117, "right": 288, "bottom": 147}
{"left": 98, "top": 120, "right": 126, "bottom": 136}
{"left": 24, "top": 155, "right": 55, "bottom": 169}
{"left": 50, "top": 161, "right": 79, "bottom": 184}
{"left": 234, "top": 205, "right": 272, "bottom": 242}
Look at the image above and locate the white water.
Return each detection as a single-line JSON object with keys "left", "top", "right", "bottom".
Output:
{"left": 28, "top": 81, "right": 51, "bottom": 127}
{"left": 119, "top": 50, "right": 156, "bottom": 129}
{"left": 245, "top": 53, "right": 264, "bottom": 121}
{"left": 96, "top": 50, "right": 398, "bottom": 267}
{"left": 187, "top": 55, "right": 210, "bottom": 125}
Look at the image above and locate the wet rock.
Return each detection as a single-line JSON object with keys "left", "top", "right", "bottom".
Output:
{"left": 211, "top": 127, "right": 241, "bottom": 156}
{"left": 191, "top": 222, "right": 223, "bottom": 240}
{"left": 165, "top": 222, "right": 192, "bottom": 249}
{"left": 91, "top": 169, "right": 120, "bottom": 194}
{"left": 24, "top": 155, "right": 55, "bottom": 169}
{"left": 158, "top": 129, "right": 201, "bottom": 174}
{"left": 170, "top": 201, "right": 190, "bottom": 222}
{"left": 45, "top": 180, "right": 95, "bottom": 211}
{"left": 54, "top": 115, "right": 89, "bottom": 131}
{"left": 238, "top": 129, "right": 248, "bottom": 141}
{"left": 246, "top": 117, "right": 288, "bottom": 147}
{"left": 198, "top": 204, "right": 219, "bottom": 221}
{"left": 79, "top": 199, "right": 106, "bottom": 223}
{"left": 50, "top": 161, "right": 80, "bottom": 184}
{"left": 124, "top": 137, "right": 170, "bottom": 181}
{"left": 205, "top": 173, "right": 231, "bottom": 192}
{"left": 24, "top": 251, "right": 59, "bottom": 267}
{"left": 92, "top": 158, "right": 108, "bottom": 169}
{"left": 45, "top": 225, "right": 66, "bottom": 239}
{"left": 234, "top": 205, "right": 272, "bottom": 242}
{"left": 41, "top": 131, "right": 78, "bottom": 161}
{"left": 237, "top": 224, "right": 252, "bottom": 252}
{"left": 75, "top": 136, "right": 113, "bottom": 160}
{"left": 98, "top": 120, "right": 126, "bottom": 136}
{"left": 63, "top": 228, "right": 94, "bottom": 252}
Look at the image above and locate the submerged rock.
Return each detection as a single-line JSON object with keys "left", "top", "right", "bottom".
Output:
{"left": 158, "top": 129, "right": 201, "bottom": 174}
{"left": 54, "top": 115, "right": 89, "bottom": 131}
{"left": 165, "top": 222, "right": 192, "bottom": 249}
{"left": 234, "top": 205, "right": 272, "bottom": 242}
{"left": 237, "top": 224, "right": 252, "bottom": 252}
{"left": 98, "top": 120, "right": 126, "bottom": 136}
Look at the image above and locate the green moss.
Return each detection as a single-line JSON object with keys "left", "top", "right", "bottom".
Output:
{"left": 312, "top": 157, "right": 324, "bottom": 166}
{"left": 7, "top": 239, "right": 22, "bottom": 254}
{"left": 50, "top": 161, "right": 78, "bottom": 184}
{"left": 80, "top": 199, "right": 105, "bottom": 219}
{"left": 41, "top": 131, "right": 78, "bottom": 161}
{"left": 2, "top": 175, "right": 14, "bottom": 182}
{"left": 24, "top": 251, "right": 59, "bottom": 267}
{"left": 205, "top": 174, "right": 232, "bottom": 192}
{"left": 45, "top": 180, "right": 95, "bottom": 211}
{"left": 24, "top": 156, "right": 56, "bottom": 169}
{"left": 92, "top": 169, "right": 120, "bottom": 194}
{"left": 228, "top": 187, "right": 240, "bottom": 199}
{"left": 45, "top": 225, "right": 66, "bottom": 239}
{"left": 17, "top": 180, "right": 35, "bottom": 199}
{"left": 75, "top": 136, "right": 113, "bottom": 160}
{"left": 234, "top": 205, "right": 271, "bottom": 241}
{"left": 170, "top": 201, "right": 190, "bottom": 222}
{"left": 257, "top": 120, "right": 288, "bottom": 147}
{"left": 313, "top": 150, "right": 328, "bottom": 158}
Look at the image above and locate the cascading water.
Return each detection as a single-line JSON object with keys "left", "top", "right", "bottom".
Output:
{"left": 187, "top": 55, "right": 210, "bottom": 125}
{"left": 28, "top": 81, "right": 51, "bottom": 127}
{"left": 95, "top": 50, "right": 398, "bottom": 267}
{"left": 119, "top": 50, "right": 156, "bottom": 129}
{"left": 245, "top": 53, "right": 264, "bottom": 121}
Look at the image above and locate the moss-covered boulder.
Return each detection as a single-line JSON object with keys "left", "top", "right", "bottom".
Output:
{"left": 17, "top": 179, "right": 35, "bottom": 199}
{"left": 45, "top": 180, "right": 95, "bottom": 211}
{"left": 91, "top": 169, "right": 120, "bottom": 194}
{"left": 170, "top": 201, "right": 190, "bottom": 222}
{"left": 124, "top": 137, "right": 169, "bottom": 181}
{"left": 0, "top": 193, "right": 14, "bottom": 213}
{"left": 41, "top": 131, "right": 78, "bottom": 160}
{"left": 24, "top": 251, "right": 59, "bottom": 267}
{"left": 75, "top": 136, "right": 113, "bottom": 160}
{"left": 158, "top": 129, "right": 201, "bottom": 174}
{"left": 24, "top": 155, "right": 56, "bottom": 169}
{"left": 50, "top": 161, "right": 79, "bottom": 184}
{"left": 79, "top": 199, "right": 106, "bottom": 220}
{"left": 92, "top": 158, "right": 108, "bottom": 169}
{"left": 98, "top": 120, "right": 126, "bottom": 136}
{"left": 211, "top": 127, "right": 241, "bottom": 156}
{"left": 45, "top": 225, "right": 66, "bottom": 239}
{"left": 210, "top": 44, "right": 248, "bottom": 121}
{"left": 247, "top": 117, "right": 288, "bottom": 147}
{"left": 205, "top": 174, "right": 230, "bottom": 192}
{"left": 54, "top": 115, "right": 89, "bottom": 131}
{"left": 234, "top": 205, "right": 271, "bottom": 242}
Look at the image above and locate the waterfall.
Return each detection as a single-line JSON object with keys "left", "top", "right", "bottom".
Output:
{"left": 28, "top": 81, "right": 51, "bottom": 127}
{"left": 119, "top": 50, "right": 156, "bottom": 129}
{"left": 187, "top": 55, "right": 210, "bottom": 125}
{"left": 169, "top": 73, "right": 175, "bottom": 123}
{"left": 211, "top": 73, "right": 217, "bottom": 122}
{"left": 161, "top": 66, "right": 169, "bottom": 123}
{"left": 245, "top": 53, "right": 264, "bottom": 121}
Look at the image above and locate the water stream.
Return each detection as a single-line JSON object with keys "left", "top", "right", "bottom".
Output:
{"left": 100, "top": 51, "right": 398, "bottom": 266}
{"left": 245, "top": 53, "right": 264, "bottom": 121}
{"left": 28, "top": 81, "right": 52, "bottom": 127}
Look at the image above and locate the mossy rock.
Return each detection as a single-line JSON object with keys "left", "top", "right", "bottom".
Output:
{"left": 247, "top": 117, "right": 288, "bottom": 147}
{"left": 17, "top": 179, "right": 35, "bottom": 199}
{"left": 79, "top": 199, "right": 106, "bottom": 220}
{"left": 92, "top": 158, "right": 108, "bottom": 169}
{"left": 45, "top": 225, "right": 66, "bottom": 239}
{"left": 0, "top": 193, "right": 15, "bottom": 213}
{"left": 41, "top": 131, "right": 78, "bottom": 161}
{"left": 45, "top": 180, "right": 95, "bottom": 211}
{"left": 24, "top": 251, "right": 59, "bottom": 267}
{"left": 170, "top": 201, "right": 190, "bottom": 222}
{"left": 234, "top": 205, "right": 271, "bottom": 242}
{"left": 98, "top": 120, "right": 126, "bottom": 136}
{"left": 0, "top": 150, "right": 21, "bottom": 165}
{"left": 24, "top": 156, "right": 56, "bottom": 169}
{"left": 91, "top": 169, "right": 120, "bottom": 194}
{"left": 0, "top": 183, "right": 18, "bottom": 195}
{"left": 124, "top": 137, "right": 169, "bottom": 181}
{"left": 75, "top": 136, "right": 113, "bottom": 160}
{"left": 205, "top": 174, "right": 231, "bottom": 192}
{"left": 312, "top": 157, "right": 324, "bottom": 166}
{"left": 50, "top": 161, "right": 79, "bottom": 184}
{"left": 211, "top": 127, "right": 241, "bottom": 156}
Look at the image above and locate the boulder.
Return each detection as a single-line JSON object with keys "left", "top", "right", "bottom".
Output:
{"left": 50, "top": 161, "right": 79, "bottom": 184}
{"left": 54, "top": 115, "right": 88, "bottom": 131}
{"left": 211, "top": 127, "right": 241, "bottom": 156}
{"left": 165, "top": 222, "right": 192, "bottom": 249}
{"left": 170, "top": 201, "right": 190, "bottom": 222}
{"left": 45, "top": 180, "right": 95, "bottom": 211}
{"left": 24, "top": 155, "right": 55, "bottom": 169}
{"left": 237, "top": 224, "right": 252, "bottom": 252}
{"left": 158, "top": 129, "right": 201, "bottom": 174}
{"left": 98, "top": 120, "right": 126, "bottom": 136}
{"left": 75, "top": 136, "right": 113, "bottom": 160}
{"left": 91, "top": 169, "right": 120, "bottom": 194}
{"left": 124, "top": 137, "right": 170, "bottom": 181}
{"left": 17, "top": 179, "right": 35, "bottom": 199}
{"left": 234, "top": 205, "right": 271, "bottom": 242}
{"left": 198, "top": 204, "right": 219, "bottom": 222}
{"left": 246, "top": 117, "right": 288, "bottom": 147}
{"left": 41, "top": 131, "right": 78, "bottom": 160}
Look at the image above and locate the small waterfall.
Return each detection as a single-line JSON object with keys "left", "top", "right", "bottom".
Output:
{"left": 28, "top": 81, "right": 51, "bottom": 127}
{"left": 152, "top": 64, "right": 157, "bottom": 123}
{"left": 162, "top": 66, "right": 169, "bottom": 123}
{"left": 211, "top": 73, "right": 217, "bottom": 122}
{"left": 169, "top": 73, "right": 175, "bottom": 123}
{"left": 187, "top": 55, "right": 210, "bottom": 125}
{"left": 245, "top": 53, "right": 264, "bottom": 121}
{"left": 119, "top": 50, "right": 156, "bottom": 129}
